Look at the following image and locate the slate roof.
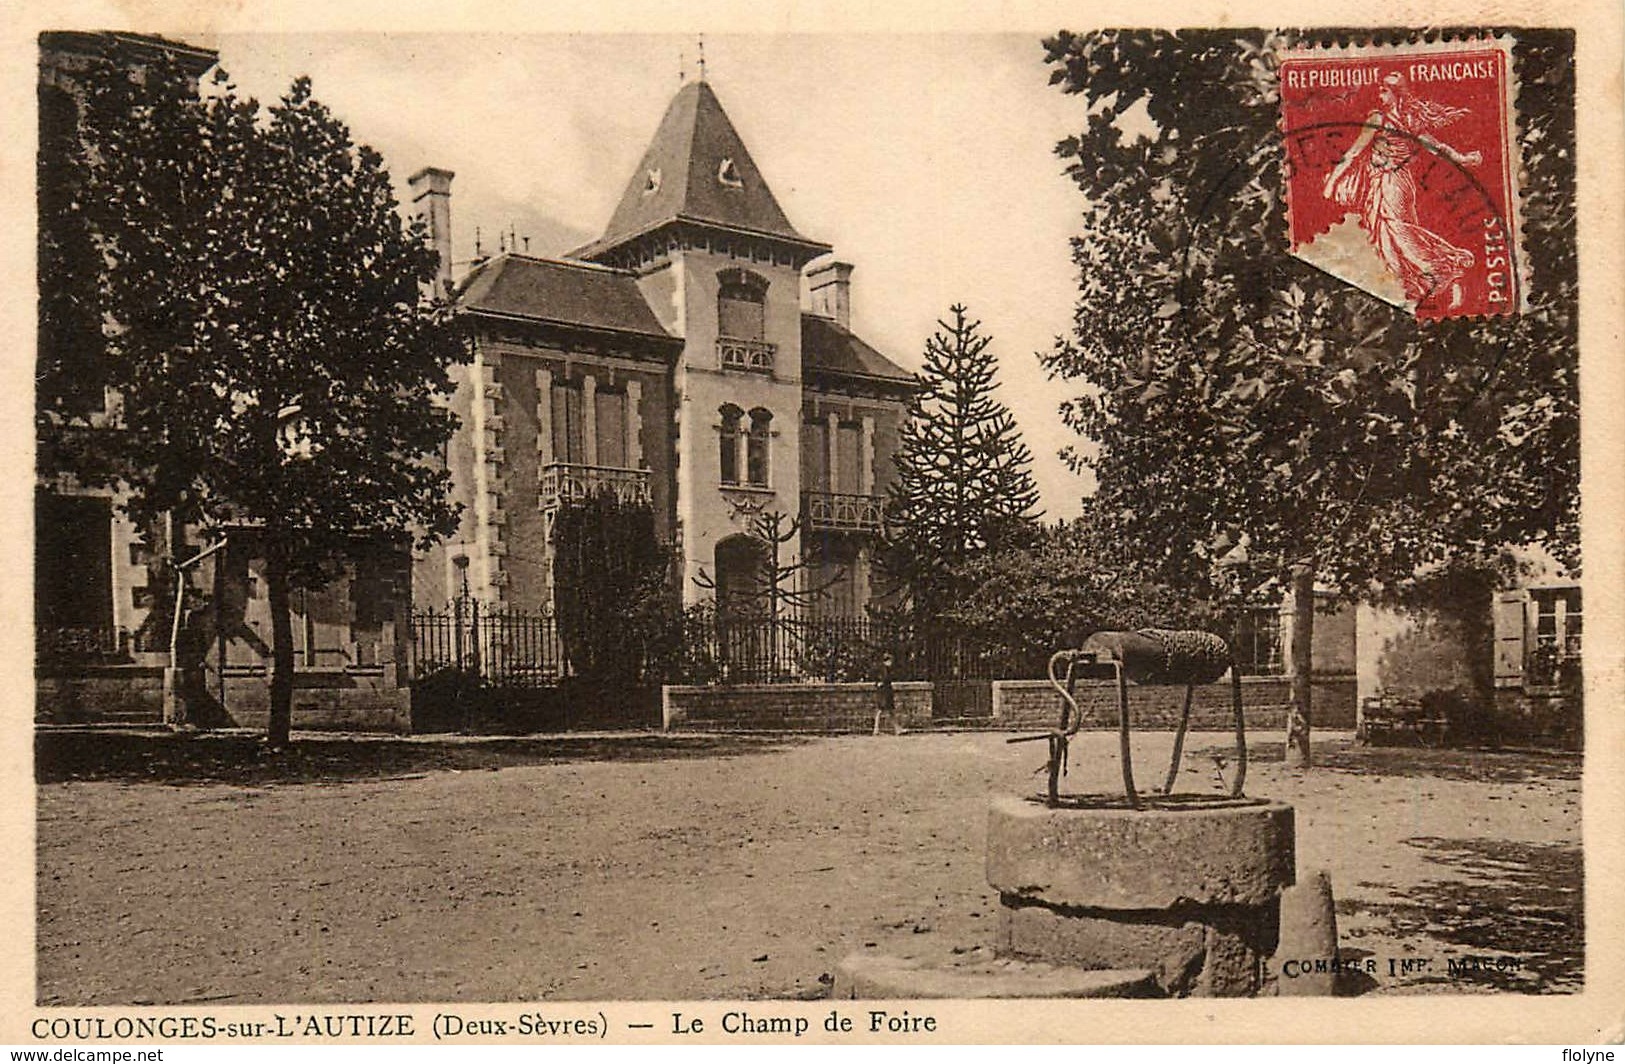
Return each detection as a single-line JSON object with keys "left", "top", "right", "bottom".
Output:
{"left": 801, "top": 314, "right": 914, "bottom": 387}
{"left": 455, "top": 254, "right": 676, "bottom": 343}
{"left": 578, "top": 80, "right": 826, "bottom": 259}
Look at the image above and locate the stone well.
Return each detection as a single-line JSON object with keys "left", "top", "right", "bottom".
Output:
{"left": 986, "top": 793, "right": 1295, "bottom": 997}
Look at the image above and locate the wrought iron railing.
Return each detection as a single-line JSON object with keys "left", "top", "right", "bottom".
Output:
{"left": 717, "top": 337, "right": 775, "bottom": 373}
{"left": 409, "top": 603, "right": 1044, "bottom": 690}
{"left": 802, "top": 490, "right": 884, "bottom": 532}
{"left": 36, "top": 625, "right": 131, "bottom": 664}
{"left": 412, "top": 601, "right": 566, "bottom": 688}
{"left": 538, "top": 462, "right": 652, "bottom": 510}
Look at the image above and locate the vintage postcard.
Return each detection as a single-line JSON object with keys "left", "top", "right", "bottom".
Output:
{"left": 4, "top": 0, "right": 1622, "bottom": 1048}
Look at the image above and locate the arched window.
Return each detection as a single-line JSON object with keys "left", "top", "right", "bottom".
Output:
{"left": 747, "top": 408, "right": 772, "bottom": 488}
{"left": 717, "top": 269, "right": 767, "bottom": 341}
{"left": 715, "top": 535, "right": 769, "bottom": 619}
{"left": 718, "top": 404, "right": 744, "bottom": 485}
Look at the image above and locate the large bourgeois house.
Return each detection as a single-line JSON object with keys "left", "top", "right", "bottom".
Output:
{"left": 36, "top": 51, "right": 913, "bottom": 732}
{"left": 410, "top": 78, "right": 914, "bottom": 619}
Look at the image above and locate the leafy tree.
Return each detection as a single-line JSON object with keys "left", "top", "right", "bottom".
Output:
{"left": 1040, "top": 30, "right": 1577, "bottom": 764}
{"left": 884, "top": 304, "right": 1042, "bottom": 618}
{"left": 934, "top": 513, "right": 1227, "bottom": 672}
{"left": 37, "top": 72, "right": 111, "bottom": 482}
{"left": 60, "top": 56, "right": 466, "bottom": 747}
{"left": 551, "top": 491, "right": 671, "bottom": 682}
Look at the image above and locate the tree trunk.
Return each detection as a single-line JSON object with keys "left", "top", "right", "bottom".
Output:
{"left": 1284, "top": 563, "right": 1314, "bottom": 768}
{"left": 265, "top": 542, "right": 295, "bottom": 749}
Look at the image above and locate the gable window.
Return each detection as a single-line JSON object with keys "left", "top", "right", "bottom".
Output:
{"left": 719, "top": 404, "right": 743, "bottom": 485}
{"left": 718, "top": 269, "right": 767, "bottom": 341}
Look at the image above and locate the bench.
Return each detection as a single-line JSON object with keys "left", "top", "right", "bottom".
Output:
{"left": 1357, "top": 694, "right": 1449, "bottom": 746}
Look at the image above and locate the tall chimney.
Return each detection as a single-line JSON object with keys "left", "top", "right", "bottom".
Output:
{"left": 808, "top": 260, "right": 854, "bottom": 329}
{"left": 409, "top": 166, "right": 455, "bottom": 299}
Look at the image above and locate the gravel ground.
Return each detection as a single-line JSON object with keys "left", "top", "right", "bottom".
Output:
{"left": 34, "top": 728, "right": 1582, "bottom": 1004}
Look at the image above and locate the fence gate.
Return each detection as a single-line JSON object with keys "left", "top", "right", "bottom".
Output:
{"left": 920, "top": 637, "right": 995, "bottom": 720}
{"left": 410, "top": 600, "right": 669, "bottom": 732}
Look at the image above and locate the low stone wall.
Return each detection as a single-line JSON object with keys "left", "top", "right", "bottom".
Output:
{"left": 992, "top": 676, "right": 1357, "bottom": 732}
{"left": 220, "top": 667, "right": 411, "bottom": 734}
{"left": 35, "top": 666, "right": 166, "bottom": 725}
{"left": 663, "top": 681, "right": 933, "bottom": 733}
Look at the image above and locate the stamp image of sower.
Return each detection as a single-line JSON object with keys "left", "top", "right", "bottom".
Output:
{"left": 1280, "top": 37, "right": 1525, "bottom": 319}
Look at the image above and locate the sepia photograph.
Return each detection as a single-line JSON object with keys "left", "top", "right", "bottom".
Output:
{"left": 11, "top": 0, "right": 1623, "bottom": 1046}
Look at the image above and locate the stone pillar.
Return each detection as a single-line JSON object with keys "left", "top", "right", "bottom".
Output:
{"left": 860, "top": 415, "right": 875, "bottom": 495}
{"left": 826, "top": 411, "right": 840, "bottom": 493}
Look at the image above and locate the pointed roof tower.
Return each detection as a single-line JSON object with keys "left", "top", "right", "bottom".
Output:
{"left": 575, "top": 80, "right": 829, "bottom": 266}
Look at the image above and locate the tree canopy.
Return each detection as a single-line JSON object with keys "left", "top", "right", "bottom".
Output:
{"left": 48, "top": 54, "right": 467, "bottom": 744}
{"left": 1043, "top": 29, "right": 1576, "bottom": 591}
{"left": 1040, "top": 30, "right": 1577, "bottom": 761}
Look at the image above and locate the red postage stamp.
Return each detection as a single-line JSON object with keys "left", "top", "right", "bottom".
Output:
{"left": 1280, "top": 37, "right": 1523, "bottom": 320}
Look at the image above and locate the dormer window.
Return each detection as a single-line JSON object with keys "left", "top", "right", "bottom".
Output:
{"left": 643, "top": 168, "right": 662, "bottom": 195}
{"left": 717, "top": 157, "right": 744, "bottom": 189}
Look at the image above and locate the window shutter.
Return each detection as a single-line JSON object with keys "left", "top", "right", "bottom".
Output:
{"left": 595, "top": 390, "right": 626, "bottom": 468}
{"left": 1493, "top": 590, "right": 1528, "bottom": 688}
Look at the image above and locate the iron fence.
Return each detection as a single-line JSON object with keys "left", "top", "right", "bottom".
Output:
{"left": 35, "top": 625, "right": 132, "bottom": 664}
{"left": 411, "top": 602, "right": 567, "bottom": 688}
{"left": 410, "top": 602, "right": 1046, "bottom": 689}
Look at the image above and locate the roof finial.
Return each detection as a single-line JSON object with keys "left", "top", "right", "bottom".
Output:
{"left": 697, "top": 34, "right": 706, "bottom": 82}
{"left": 678, "top": 47, "right": 685, "bottom": 84}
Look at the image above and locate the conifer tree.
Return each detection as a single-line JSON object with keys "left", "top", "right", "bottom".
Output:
{"left": 884, "top": 304, "right": 1041, "bottom": 618}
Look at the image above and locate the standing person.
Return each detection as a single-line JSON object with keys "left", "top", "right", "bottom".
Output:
{"left": 874, "top": 652, "right": 901, "bottom": 736}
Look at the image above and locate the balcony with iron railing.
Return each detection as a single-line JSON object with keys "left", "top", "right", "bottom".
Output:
{"left": 802, "top": 490, "right": 885, "bottom": 532}
{"left": 539, "top": 462, "right": 652, "bottom": 511}
{"left": 717, "top": 336, "right": 776, "bottom": 374}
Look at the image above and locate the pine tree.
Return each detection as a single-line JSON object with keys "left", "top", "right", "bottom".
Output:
{"left": 884, "top": 304, "right": 1041, "bottom": 617}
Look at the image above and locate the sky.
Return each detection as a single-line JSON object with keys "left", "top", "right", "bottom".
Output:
{"left": 208, "top": 32, "right": 1096, "bottom": 518}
